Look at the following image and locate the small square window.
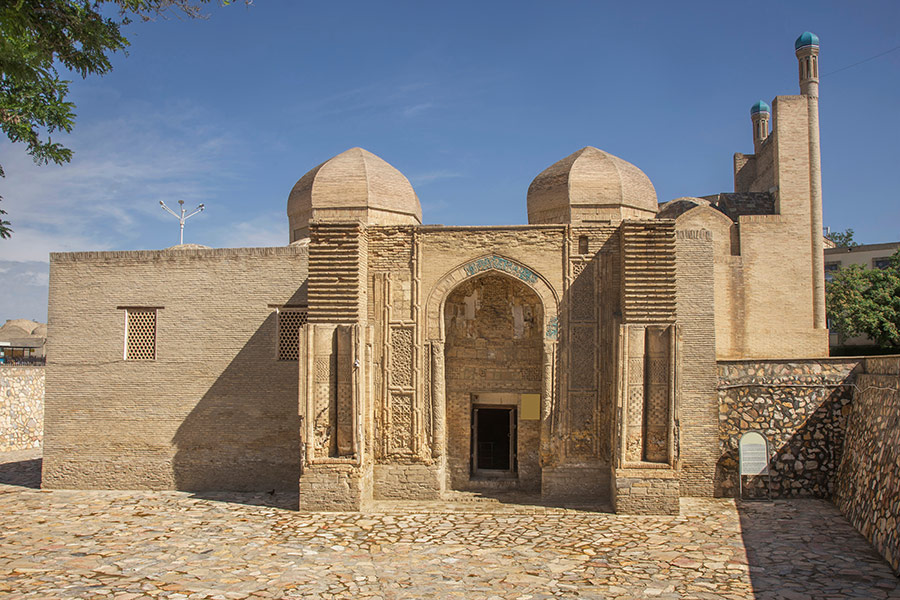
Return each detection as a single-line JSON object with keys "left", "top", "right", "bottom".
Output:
{"left": 125, "top": 309, "right": 157, "bottom": 360}
{"left": 278, "top": 309, "right": 307, "bottom": 361}
{"left": 873, "top": 258, "right": 891, "bottom": 270}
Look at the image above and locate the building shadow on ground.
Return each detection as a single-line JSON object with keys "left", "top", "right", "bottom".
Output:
{"left": 441, "top": 489, "right": 614, "bottom": 514}
{"left": 0, "top": 457, "right": 42, "bottom": 489}
{"left": 185, "top": 490, "right": 300, "bottom": 511}
{"left": 737, "top": 499, "right": 899, "bottom": 598}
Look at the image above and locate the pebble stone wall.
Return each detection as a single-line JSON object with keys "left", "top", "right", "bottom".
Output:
{"left": 716, "top": 359, "right": 860, "bottom": 499}
{"left": 834, "top": 356, "right": 900, "bottom": 576}
{"left": 0, "top": 366, "right": 44, "bottom": 452}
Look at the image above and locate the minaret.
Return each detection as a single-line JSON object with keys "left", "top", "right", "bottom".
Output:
{"left": 795, "top": 31, "right": 820, "bottom": 96}
{"left": 796, "top": 31, "right": 826, "bottom": 331}
{"left": 750, "top": 100, "right": 770, "bottom": 152}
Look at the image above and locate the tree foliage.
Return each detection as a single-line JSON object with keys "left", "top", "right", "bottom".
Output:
{"left": 826, "top": 228, "right": 858, "bottom": 248}
{"left": 0, "top": 0, "right": 245, "bottom": 239}
{"left": 826, "top": 249, "right": 900, "bottom": 348}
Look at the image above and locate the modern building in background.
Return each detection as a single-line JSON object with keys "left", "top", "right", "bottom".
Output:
{"left": 825, "top": 241, "right": 900, "bottom": 350}
{"left": 42, "top": 34, "right": 830, "bottom": 513}
{"left": 0, "top": 320, "right": 46, "bottom": 364}
{"left": 825, "top": 242, "right": 900, "bottom": 277}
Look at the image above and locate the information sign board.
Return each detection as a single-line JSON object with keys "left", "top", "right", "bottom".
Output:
{"left": 739, "top": 431, "right": 769, "bottom": 476}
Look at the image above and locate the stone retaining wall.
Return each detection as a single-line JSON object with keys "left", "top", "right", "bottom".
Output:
{"left": 716, "top": 358, "right": 860, "bottom": 498}
{"left": 834, "top": 356, "right": 900, "bottom": 575}
{"left": 0, "top": 366, "right": 44, "bottom": 452}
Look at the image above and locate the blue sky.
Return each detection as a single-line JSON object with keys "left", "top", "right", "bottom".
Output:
{"left": 1, "top": 0, "right": 899, "bottom": 322}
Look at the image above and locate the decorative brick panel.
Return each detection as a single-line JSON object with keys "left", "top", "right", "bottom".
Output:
{"left": 389, "top": 327, "right": 414, "bottom": 389}
{"left": 620, "top": 221, "right": 676, "bottom": 324}
{"left": 308, "top": 222, "right": 366, "bottom": 323}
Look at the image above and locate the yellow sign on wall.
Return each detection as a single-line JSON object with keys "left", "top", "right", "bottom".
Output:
{"left": 520, "top": 394, "right": 541, "bottom": 420}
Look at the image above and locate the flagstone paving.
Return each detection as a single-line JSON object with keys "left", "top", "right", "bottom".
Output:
{"left": 1, "top": 450, "right": 897, "bottom": 599}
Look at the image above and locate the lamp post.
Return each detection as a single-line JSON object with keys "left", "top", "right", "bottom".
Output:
{"left": 159, "top": 199, "right": 205, "bottom": 245}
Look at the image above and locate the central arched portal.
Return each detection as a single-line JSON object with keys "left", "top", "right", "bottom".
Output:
{"left": 443, "top": 273, "right": 544, "bottom": 491}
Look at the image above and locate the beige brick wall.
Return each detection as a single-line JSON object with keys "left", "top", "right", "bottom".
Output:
{"left": 612, "top": 469, "right": 680, "bottom": 514}
{"left": 373, "top": 464, "right": 442, "bottom": 499}
{"left": 368, "top": 226, "right": 567, "bottom": 492}
{"left": 675, "top": 230, "right": 718, "bottom": 496}
{"left": 732, "top": 215, "right": 827, "bottom": 358}
{"left": 419, "top": 227, "right": 567, "bottom": 307}
{"left": 714, "top": 95, "right": 829, "bottom": 360}
{"left": 43, "top": 246, "right": 308, "bottom": 491}
{"left": 734, "top": 131, "right": 776, "bottom": 194}
{"left": 370, "top": 225, "right": 628, "bottom": 498}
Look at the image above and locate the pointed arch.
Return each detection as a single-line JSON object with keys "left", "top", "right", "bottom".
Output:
{"left": 424, "top": 254, "right": 559, "bottom": 341}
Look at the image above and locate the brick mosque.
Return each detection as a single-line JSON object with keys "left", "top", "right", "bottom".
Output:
{"left": 43, "top": 33, "right": 833, "bottom": 514}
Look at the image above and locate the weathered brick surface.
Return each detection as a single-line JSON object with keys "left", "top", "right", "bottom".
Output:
{"left": 682, "top": 94, "right": 830, "bottom": 361}
{"left": 43, "top": 246, "right": 308, "bottom": 492}
{"left": 41, "top": 79, "right": 835, "bottom": 515}
{"left": 373, "top": 464, "right": 442, "bottom": 500}
{"left": 612, "top": 468, "right": 680, "bottom": 515}
{"left": 675, "top": 230, "right": 718, "bottom": 496}
{"left": 541, "top": 465, "right": 609, "bottom": 499}
{"left": 299, "top": 463, "right": 371, "bottom": 511}
{"left": 444, "top": 274, "right": 543, "bottom": 491}
{"left": 287, "top": 147, "right": 421, "bottom": 242}
{"left": 0, "top": 366, "right": 43, "bottom": 451}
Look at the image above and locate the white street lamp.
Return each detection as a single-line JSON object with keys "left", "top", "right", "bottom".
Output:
{"left": 159, "top": 199, "right": 205, "bottom": 246}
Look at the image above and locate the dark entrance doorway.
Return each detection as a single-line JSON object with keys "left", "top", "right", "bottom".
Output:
{"left": 443, "top": 272, "right": 542, "bottom": 490}
{"left": 471, "top": 405, "right": 517, "bottom": 476}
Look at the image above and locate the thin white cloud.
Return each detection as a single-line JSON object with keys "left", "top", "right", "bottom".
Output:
{"left": 0, "top": 260, "right": 50, "bottom": 322}
{"left": 402, "top": 102, "right": 435, "bottom": 118}
{"left": 410, "top": 170, "right": 464, "bottom": 185}
{"left": 421, "top": 198, "right": 450, "bottom": 214}
{"left": 212, "top": 211, "right": 286, "bottom": 249}
{"left": 0, "top": 226, "right": 115, "bottom": 262}
{"left": 290, "top": 80, "right": 439, "bottom": 122}
{"left": 0, "top": 104, "right": 236, "bottom": 261}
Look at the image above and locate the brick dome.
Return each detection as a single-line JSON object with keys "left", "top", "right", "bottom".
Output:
{"left": 527, "top": 147, "right": 658, "bottom": 225}
{"left": 287, "top": 147, "right": 422, "bottom": 242}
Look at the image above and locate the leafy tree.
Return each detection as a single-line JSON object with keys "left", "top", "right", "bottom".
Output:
{"left": 826, "top": 249, "right": 900, "bottom": 348}
{"left": 0, "top": 0, "right": 245, "bottom": 238}
{"left": 0, "top": 165, "right": 9, "bottom": 238}
{"left": 826, "top": 228, "right": 859, "bottom": 248}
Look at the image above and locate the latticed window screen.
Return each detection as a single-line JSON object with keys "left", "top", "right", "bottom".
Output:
{"left": 125, "top": 309, "right": 157, "bottom": 360}
{"left": 278, "top": 309, "right": 307, "bottom": 361}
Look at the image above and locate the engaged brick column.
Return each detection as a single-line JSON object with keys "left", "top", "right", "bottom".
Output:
{"left": 674, "top": 229, "right": 718, "bottom": 497}
{"left": 430, "top": 340, "right": 445, "bottom": 460}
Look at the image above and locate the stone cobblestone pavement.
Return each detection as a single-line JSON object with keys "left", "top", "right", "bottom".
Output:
{"left": 1, "top": 450, "right": 897, "bottom": 599}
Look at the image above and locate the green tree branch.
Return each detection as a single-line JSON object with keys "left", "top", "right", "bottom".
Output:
{"left": 0, "top": 0, "right": 248, "bottom": 238}
{"left": 826, "top": 249, "right": 900, "bottom": 348}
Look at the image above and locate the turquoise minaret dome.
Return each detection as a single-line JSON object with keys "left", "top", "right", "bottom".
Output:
{"left": 750, "top": 100, "right": 770, "bottom": 115}
{"left": 795, "top": 31, "right": 819, "bottom": 50}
